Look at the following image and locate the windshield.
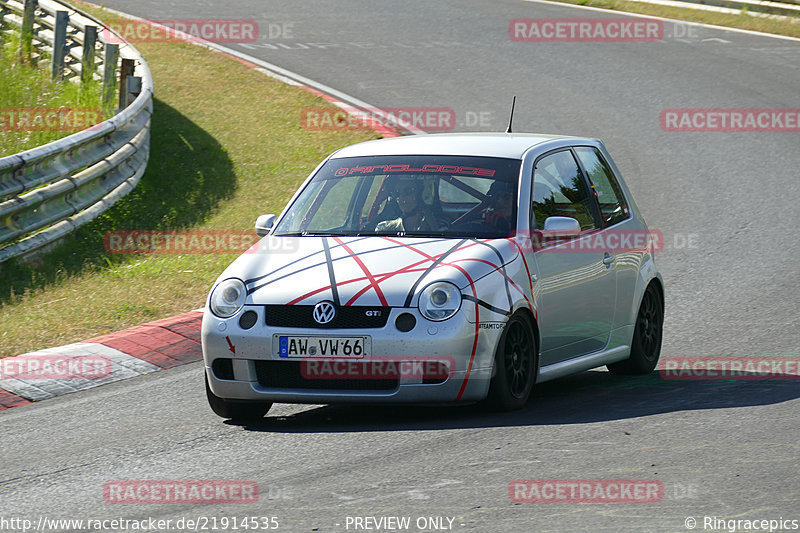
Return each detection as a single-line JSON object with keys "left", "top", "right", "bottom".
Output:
{"left": 273, "top": 155, "right": 522, "bottom": 238}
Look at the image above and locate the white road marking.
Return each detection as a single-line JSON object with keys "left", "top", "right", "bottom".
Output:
{"left": 89, "top": 3, "right": 428, "bottom": 134}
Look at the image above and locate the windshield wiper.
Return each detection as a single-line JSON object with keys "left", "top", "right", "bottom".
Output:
{"left": 363, "top": 231, "right": 452, "bottom": 238}
{"left": 273, "top": 231, "right": 353, "bottom": 237}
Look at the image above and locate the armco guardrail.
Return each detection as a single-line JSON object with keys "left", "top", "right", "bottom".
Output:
{"left": 0, "top": 0, "right": 152, "bottom": 263}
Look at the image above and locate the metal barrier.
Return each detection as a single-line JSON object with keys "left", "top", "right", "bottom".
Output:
{"left": 0, "top": 0, "right": 152, "bottom": 262}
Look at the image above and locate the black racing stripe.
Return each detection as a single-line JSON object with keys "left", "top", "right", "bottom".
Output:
{"left": 321, "top": 237, "right": 340, "bottom": 306}
{"left": 476, "top": 239, "right": 514, "bottom": 313}
{"left": 403, "top": 238, "right": 468, "bottom": 308}
{"left": 245, "top": 237, "right": 454, "bottom": 295}
{"left": 463, "top": 294, "right": 510, "bottom": 316}
{"left": 244, "top": 236, "right": 371, "bottom": 286}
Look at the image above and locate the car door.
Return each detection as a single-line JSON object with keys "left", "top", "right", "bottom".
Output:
{"left": 529, "top": 148, "right": 617, "bottom": 366}
{"left": 573, "top": 146, "right": 639, "bottom": 330}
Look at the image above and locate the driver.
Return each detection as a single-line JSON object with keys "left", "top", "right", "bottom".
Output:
{"left": 456, "top": 180, "right": 514, "bottom": 234}
{"left": 481, "top": 180, "right": 514, "bottom": 233}
{"left": 375, "top": 177, "right": 447, "bottom": 233}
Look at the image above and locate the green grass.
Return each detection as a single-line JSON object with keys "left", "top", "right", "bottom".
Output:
{"left": 0, "top": 6, "right": 378, "bottom": 357}
{"left": 0, "top": 31, "right": 105, "bottom": 156}
{"left": 548, "top": 0, "right": 800, "bottom": 39}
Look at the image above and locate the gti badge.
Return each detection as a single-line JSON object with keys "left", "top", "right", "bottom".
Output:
{"left": 313, "top": 301, "right": 336, "bottom": 324}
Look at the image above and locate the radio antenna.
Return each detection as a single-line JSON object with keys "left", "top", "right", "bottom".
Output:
{"left": 505, "top": 96, "right": 516, "bottom": 134}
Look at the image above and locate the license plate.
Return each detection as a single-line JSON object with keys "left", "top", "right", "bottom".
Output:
{"left": 277, "top": 335, "right": 370, "bottom": 358}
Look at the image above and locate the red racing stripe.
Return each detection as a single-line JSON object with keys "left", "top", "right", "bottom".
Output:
{"left": 438, "top": 260, "right": 480, "bottom": 402}
{"left": 374, "top": 239, "right": 483, "bottom": 290}
{"left": 341, "top": 240, "right": 478, "bottom": 306}
{"left": 332, "top": 237, "right": 388, "bottom": 306}
{"left": 450, "top": 257, "right": 532, "bottom": 311}
{"left": 506, "top": 238, "right": 536, "bottom": 319}
{"left": 379, "top": 236, "right": 436, "bottom": 261}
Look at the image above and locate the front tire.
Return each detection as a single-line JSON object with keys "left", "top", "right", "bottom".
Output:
{"left": 205, "top": 374, "right": 272, "bottom": 420}
{"left": 486, "top": 313, "right": 538, "bottom": 411}
{"left": 607, "top": 283, "right": 663, "bottom": 375}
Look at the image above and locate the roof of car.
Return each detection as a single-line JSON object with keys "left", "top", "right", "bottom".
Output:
{"left": 330, "top": 132, "right": 578, "bottom": 160}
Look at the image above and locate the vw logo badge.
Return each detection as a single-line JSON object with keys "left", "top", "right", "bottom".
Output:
{"left": 313, "top": 301, "right": 336, "bottom": 324}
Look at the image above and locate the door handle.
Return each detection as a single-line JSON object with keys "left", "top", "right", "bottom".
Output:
{"left": 603, "top": 253, "right": 614, "bottom": 265}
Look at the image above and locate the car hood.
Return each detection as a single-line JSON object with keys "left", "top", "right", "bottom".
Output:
{"left": 222, "top": 236, "right": 519, "bottom": 307}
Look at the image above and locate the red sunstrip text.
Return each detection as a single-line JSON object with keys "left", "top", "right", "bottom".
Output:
{"left": 333, "top": 165, "right": 496, "bottom": 177}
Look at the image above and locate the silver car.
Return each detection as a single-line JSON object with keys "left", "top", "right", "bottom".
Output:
{"left": 202, "top": 133, "right": 664, "bottom": 419}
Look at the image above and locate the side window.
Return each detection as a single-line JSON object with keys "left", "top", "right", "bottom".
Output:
{"left": 532, "top": 150, "right": 596, "bottom": 230}
{"left": 574, "top": 147, "right": 629, "bottom": 227}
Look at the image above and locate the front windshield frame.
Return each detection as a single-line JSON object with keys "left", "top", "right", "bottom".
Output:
{"left": 273, "top": 155, "right": 522, "bottom": 239}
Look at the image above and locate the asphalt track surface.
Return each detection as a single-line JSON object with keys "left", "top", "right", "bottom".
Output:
{"left": 1, "top": 1, "right": 798, "bottom": 531}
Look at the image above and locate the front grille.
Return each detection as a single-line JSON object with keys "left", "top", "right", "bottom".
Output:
{"left": 263, "top": 305, "right": 390, "bottom": 329}
{"left": 255, "top": 361, "right": 398, "bottom": 391}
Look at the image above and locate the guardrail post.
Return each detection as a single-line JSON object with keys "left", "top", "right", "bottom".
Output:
{"left": 102, "top": 43, "right": 119, "bottom": 111}
{"left": 50, "top": 10, "right": 68, "bottom": 80}
{"left": 125, "top": 76, "right": 143, "bottom": 109}
{"left": 81, "top": 25, "right": 97, "bottom": 85}
{"left": 118, "top": 58, "right": 135, "bottom": 109}
{"left": 0, "top": 1, "right": 153, "bottom": 264}
{"left": 19, "top": 0, "right": 37, "bottom": 62}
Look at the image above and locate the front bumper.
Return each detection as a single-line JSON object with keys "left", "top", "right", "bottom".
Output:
{"left": 202, "top": 305, "right": 503, "bottom": 404}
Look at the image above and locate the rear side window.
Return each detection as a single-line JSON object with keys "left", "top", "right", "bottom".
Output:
{"left": 532, "top": 150, "right": 597, "bottom": 230}
{"left": 574, "top": 147, "right": 629, "bottom": 227}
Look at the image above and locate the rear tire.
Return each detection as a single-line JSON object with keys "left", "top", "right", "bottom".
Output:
{"left": 607, "top": 283, "right": 663, "bottom": 375}
{"left": 205, "top": 374, "right": 271, "bottom": 420}
{"left": 486, "top": 313, "right": 538, "bottom": 411}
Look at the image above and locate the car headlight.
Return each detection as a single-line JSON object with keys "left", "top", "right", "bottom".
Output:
{"left": 209, "top": 278, "right": 247, "bottom": 318}
{"left": 418, "top": 281, "right": 462, "bottom": 321}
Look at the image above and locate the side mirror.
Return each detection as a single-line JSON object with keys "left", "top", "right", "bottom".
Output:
{"left": 255, "top": 214, "right": 276, "bottom": 237}
{"left": 542, "top": 216, "right": 581, "bottom": 237}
